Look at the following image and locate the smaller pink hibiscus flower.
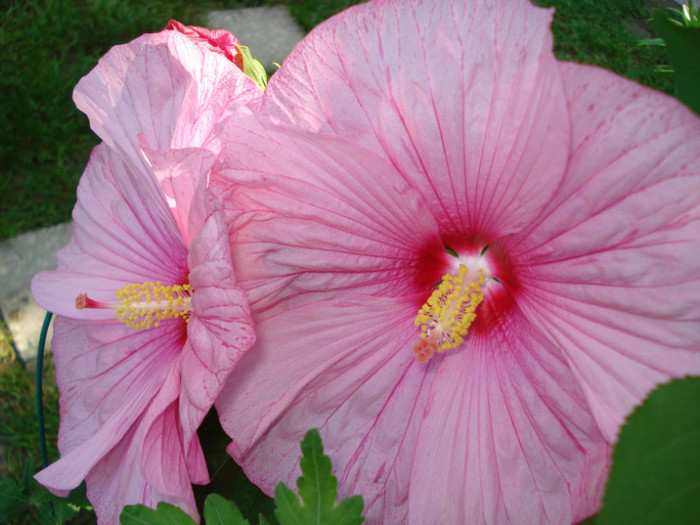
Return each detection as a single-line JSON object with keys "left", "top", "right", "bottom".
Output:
{"left": 32, "top": 25, "right": 259, "bottom": 524}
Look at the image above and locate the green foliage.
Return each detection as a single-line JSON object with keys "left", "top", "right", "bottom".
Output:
{"left": 120, "top": 501, "right": 197, "bottom": 525}
{"left": 0, "top": 351, "right": 59, "bottom": 481}
{"left": 204, "top": 494, "right": 250, "bottom": 525}
{"left": 274, "top": 429, "right": 364, "bottom": 525}
{"left": 0, "top": 461, "right": 43, "bottom": 523}
{"left": 534, "top": 0, "right": 673, "bottom": 93}
{"left": 0, "top": 460, "right": 91, "bottom": 525}
{"left": 285, "top": 0, "right": 362, "bottom": 32}
{"left": 598, "top": 376, "right": 700, "bottom": 525}
{"left": 654, "top": 7, "right": 700, "bottom": 115}
{"left": 120, "top": 494, "right": 254, "bottom": 525}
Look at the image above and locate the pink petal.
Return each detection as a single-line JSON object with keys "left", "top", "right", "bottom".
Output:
{"left": 210, "top": 114, "right": 444, "bottom": 318}
{"left": 31, "top": 143, "right": 186, "bottom": 319}
{"left": 34, "top": 316, "right": 182, "bottom": 495}
{"left": 263, "top": 0, "right": 569, "bottom": 236}
{"left": 409, "top": 310, "right": 608, "bottom": 524}
{"left": 141, "top": 144, "right": 216, "bottom": 245}
{"left": 177, "top": 193, "right": 256, "bottom": 462}
{"left": 132, "top": 192, "right": 255, "bottom": 501}
{"left": 216, "top": 295, "right": 426, "bottom": 522}
{"left": 85, "top": 414, "right": 198, "bottom": 525}
{"left": 510, "top": 63, "right": 700, "bottom": 440}
{"left": 217, "top": 297, "right": 609, "bottom": 524}
{"left": 139, "top": 361, "right": 209, "bottom": 495}
{"left": 73, "top": 29, "right": 261, "bottom": 176}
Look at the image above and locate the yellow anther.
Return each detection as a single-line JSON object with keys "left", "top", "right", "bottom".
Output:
{"left": 114, "top": 281, "right": 194, "bottom": 329}
{"left": 413, "top": 264, "right": 484, "bottom": 361}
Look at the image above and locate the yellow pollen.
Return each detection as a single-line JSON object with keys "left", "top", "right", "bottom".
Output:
{"left": 413, "top": 264, "right": 485, "bottom": 361}
{"left": 115, "top": 281, "right": 194, "bottom": 329}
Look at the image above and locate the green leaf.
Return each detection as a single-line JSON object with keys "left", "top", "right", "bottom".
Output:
{"left": 1, "top": 459, "right": 94, "bottom": 524}
{"left": 654, "top": 10, "right": 700, "bottom": 115}
{"left": 237, "top": 45, "right": 268, "bottom": 91}
{"left": 274, "top": 429, "right": 364, "bottom": 525}
{"left": 204, "top": 493, "right": 250, "bottom": 525}
{"left": 598, "top": 376, "right": 700, "bottom": 525}
{"left": 0, "top": 475, "right": 31, "bottom": 522}
{"left": 120, "top": 502, "right": 197, "bottom": 525}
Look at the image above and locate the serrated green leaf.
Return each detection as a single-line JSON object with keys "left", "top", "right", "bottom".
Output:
{"left": 0, "top": 475, "right": 31, "bottom": 521}
{"left": 273, "top": 484, "right": 304, "bottom": 525}
{"left": 274, "top": 429, "right": 364, "bottom": 525}
{"left": 654, "top": 10, "right": 700, "bottom": 115}
{"left": 598, "top": 376, "right": 700, "bottom": 525}
{"left": 204, "top": 493, "right": 250, "bottom": 525}
{"left": 120, "top": 502, "right": 197, "bottom": 525}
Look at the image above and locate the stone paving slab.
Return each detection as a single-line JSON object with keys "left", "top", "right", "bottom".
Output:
{"left": 207, "top": 6, "right": 305, "bottom": 71}
{"left": 0, "top": 223, "right": 72, "bottom": 363}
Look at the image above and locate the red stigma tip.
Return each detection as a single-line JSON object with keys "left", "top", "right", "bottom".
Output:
{"left": 75, "top": 293, "right": 88, "bottom": 310}
{"left": 413, "top": 339, "right": 437, "bottom": 363}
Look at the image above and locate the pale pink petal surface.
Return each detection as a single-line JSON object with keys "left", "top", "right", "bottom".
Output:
{"left": 210, "top": 113, "right": 444, "bottom": 318}
{"left": 217, "top": 296, "right": 430, "bottom": 523}
{"left": 262, "top": 0, "right": 569, "bottom": 237}
{"left": 218, "top": 298, "right": 609, "bottom": 524}
{"left": 32, "top": 144, "right": 187, "bottom": 320}
{"left": 509, "top": 64, "right": 700, "bottom": 440}
{"left": 73, "top": 29, "right": 261, "bottom": 177}
{"left": 408, "top": 311, "right": 608, "bottom": 524}
{"left": 33, "top": 317, "right": 180, "bottom": 493}
{"left": 85, "top": 410, "right": 197, "bottom": 525}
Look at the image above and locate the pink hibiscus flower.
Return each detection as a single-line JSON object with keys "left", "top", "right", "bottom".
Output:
{"left": 32, "top": 27, "right": 259, "bottom": 523}
{"left": 210, "top": 0, "right": 700, "bottom": 523}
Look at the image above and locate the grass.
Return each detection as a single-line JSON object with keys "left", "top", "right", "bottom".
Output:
{"left": 0, "top": 0, "right": 677, "bottom": 523}
{"left": 537, "top": 0, "right": 674, "bottom": 92}
{"left": 0, "top": 350, "right": 59, "bottom": 479}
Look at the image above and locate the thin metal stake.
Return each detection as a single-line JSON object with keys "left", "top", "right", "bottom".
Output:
{"left": 36, "top": 311, "right": 53, "bottom": 469}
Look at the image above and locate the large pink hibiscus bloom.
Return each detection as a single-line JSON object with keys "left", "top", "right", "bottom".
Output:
{"left": 32, "top": 27, "right": 259, "bottom": 523}
{"left": 211, "top": 0, "right": 700, "bottom": 523}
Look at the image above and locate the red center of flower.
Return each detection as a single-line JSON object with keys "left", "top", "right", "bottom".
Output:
{"left": 76, "top": 281, "right": 194, "bottom": 329}
{"left": 413, "top": 238, "right": 520, "bottom": 361}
